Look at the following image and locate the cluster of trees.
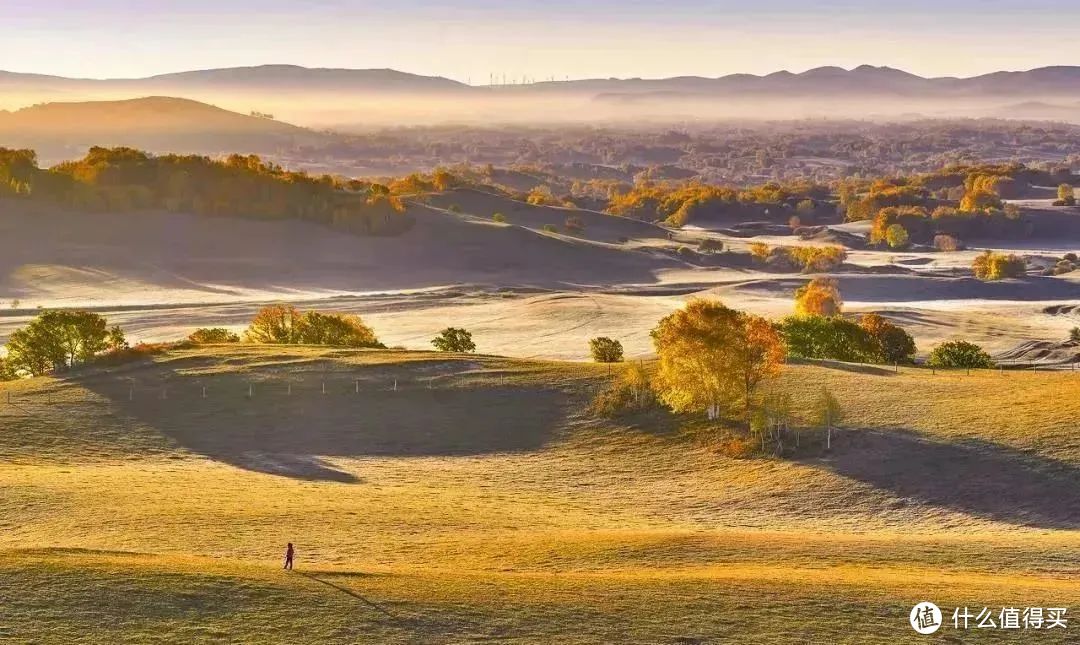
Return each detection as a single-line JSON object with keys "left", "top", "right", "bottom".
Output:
{"left": 651, "top": 299, "right": 786, "bottom": 424}
{"left": 783, "top": 279, "right": 916, "bottom": 364}
{"left": 0, "top": 147, "right": 412, "bottom": 236}
{"left": 1, "top": 310, "right": 127, "bottom": 377}
{"left": 593, "top": 298, "right": 846, "bottom": 457}
{"left": 843, "top": 180, "right": 928, "bottom": 222}
{"left": 244, "top": 305, "right": 383, "bottom": 347}
{"left": 972, "top": 250, "right": 1027, "bottom": 281}
{"left": 781, "top": 313, "right": 915, "bottom": 364}
{"left": 749, "top": 243, "right": 847, "bottom": 273}
{"left": 605, "top": 180, "right": 826, "bottom": 227}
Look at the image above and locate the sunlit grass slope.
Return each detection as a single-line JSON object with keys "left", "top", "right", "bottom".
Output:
{"left": 0, "top": 346, "right": 1076, "bottom": 643}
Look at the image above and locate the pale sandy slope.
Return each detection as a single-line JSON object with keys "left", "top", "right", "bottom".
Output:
{"left": 0, "top": 196, "right": 1077, "bottom": 360}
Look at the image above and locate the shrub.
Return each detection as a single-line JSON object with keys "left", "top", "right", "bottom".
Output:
{"left": 492, "top": 212, "right": 506, "bottom": 223}
{"left": 972, "top": 250, "right": 1026, "bottom": 281}
{"left": 590, "top": 363, "right": 656, "bottom": 416}
{"left": 526, "top": 185, "right": 559, "bottom": 206}
{"left": 188, "top": 328, "right": 240, "bottom": 344}
{"left": 748, "top": 242, "right": 771, "bottom": 262}
{"left": 94, "top": 341, "right": 174, "bottom": 367}
{"left": 697, "top": 238, "right": 724, "bottom": 254}
{"left": 431, "top": 327, "right": 476, "bottom": 353}
{"left": 783, "top": 245, "right": 847, "bottom": 272}
{"left": 714, "top": 435, "right": 758, "bottom": 459}
{"left": 1069, "top": 327, "right": 1080, "bottom": 343}
{"left": 564, "top": 215, "right": 585, "bottom": 234}
{"left": 446, "top": 204, "right": 462, "bottom": 213}
{"left": 541, "top": 224, "right": 558, "bottom": 233}
{"left": 589, "top": 337, "right": 624, "bottom": 363}
{"left": 926, "top": 340, "right": 994, "bottom": 369}
{"left": 933, "top": 234, "right": 961, "bottom": 252}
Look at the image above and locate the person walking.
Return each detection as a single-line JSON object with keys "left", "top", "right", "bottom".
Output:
{"left": 284, "top": 542, "right": 295, "bottom": 570}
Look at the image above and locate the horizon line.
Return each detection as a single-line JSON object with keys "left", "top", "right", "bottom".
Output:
{"left": 3, "top": 62, "right": 1080, "bottom": 86}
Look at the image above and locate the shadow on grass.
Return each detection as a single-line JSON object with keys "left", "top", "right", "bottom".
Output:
{"left": 805, "top": 429, "right": 1080, "bottom": 530}
{"left": 72, "top": 360, "right": 573, "bottom": 482}
{"left": 786, "top": 358, "right": 899, "bottom": 377}
{"left": 295, "top": 571, "right": 401, "bottom": 621}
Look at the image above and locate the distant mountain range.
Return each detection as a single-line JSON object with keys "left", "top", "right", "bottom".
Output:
{"left": 0, "top": 65, "right": 468, "bottom": 95}
{"left": 3, "top": 64, "right": 1080, "bottom": 98}
{"left": 3, "top": 64, "right": 1080, "bottom": 127}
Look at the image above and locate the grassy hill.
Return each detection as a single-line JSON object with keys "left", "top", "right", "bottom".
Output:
{"left": 0, "top": 97, "right": 320, "bottom": 158}
{"left": 1, "top": 345, "right": 1077, "bottom": 643}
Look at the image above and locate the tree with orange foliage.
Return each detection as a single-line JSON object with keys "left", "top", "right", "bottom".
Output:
{"left": 244, "top": 304, "right": 302, "bottom": 344}
{"left": 858, "top": 313, "right": 916, "bottom": 364}
{"left": 651, "top": 299, "right": 785, "bottom": 426}
{"left": 794, "top": 278, "right": 842, "bottom": 317}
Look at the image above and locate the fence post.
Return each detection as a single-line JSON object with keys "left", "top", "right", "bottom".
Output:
{"left": 322, "top": 381, "right": 326, "bottom": 395}
{"left": 393, "top": 379, "right": 397, "bottom": 392}
{"left": 248, "top": 383, "right": 253, "bottom": 399}
{"left": 202, "top": 385, "right": 207, "bottom": 399}
{"left": 287, "top": 383, "right": 292, "bottom": 396}
{"left": 355, "top": 379, "right": 359, "bottom": 394}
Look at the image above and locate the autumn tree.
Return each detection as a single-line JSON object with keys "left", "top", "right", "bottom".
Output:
{"left": 1056, "top": 183, "right": 1076, "bottom": 206}
{"left": 297, "top": 312, "right": 382, "bottom": 348}
{"left": 245, "top": 304, "right": 302, "bottom": 344}
{"left": 794, "top": 277, "right": 842, "bottom": 317}
{"left": 972, "top": 250, "right": 1026, "bottom": 281}
{"left": 431, "top": 327, "right": 476, "bottom": 353}
{"left": 651, "top": 299, "right": 785, "bottom": 425}
{"left": 859, "top": 313, "right": 916, "bottom": 364}
{"left": 885, "top": 224, "right": 909, "bottom": 249}
{"left": 589, "top": 337, "right": 624, "bottom": 363}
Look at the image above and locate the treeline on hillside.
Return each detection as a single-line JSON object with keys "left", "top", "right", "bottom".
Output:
{"left": 0, "top": 147, "right": 411, "bottom": 235}
{"left": 841, "top": 162, "right": 1077, "bottom": 246}
{"left": 605, "top": 180, "right": 830, "bottom": 227}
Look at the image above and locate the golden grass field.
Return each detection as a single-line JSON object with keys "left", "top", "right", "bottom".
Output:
{"left": 0, "top": 345, "right": 1077, "bottom": 643}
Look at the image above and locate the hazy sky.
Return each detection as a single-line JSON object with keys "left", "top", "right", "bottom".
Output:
{"left": 4, "top": 0, "right": 1080, "bottom": 82}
